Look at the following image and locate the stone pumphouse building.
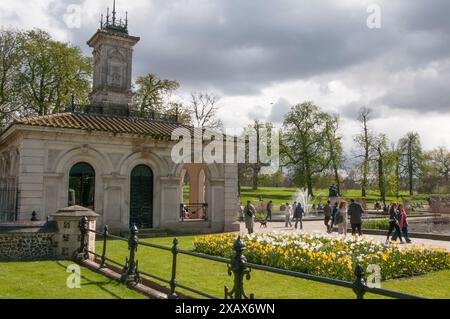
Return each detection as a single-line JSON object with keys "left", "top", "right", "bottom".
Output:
{"left": 0, "top": 3, "right": 240, "bottom": 234}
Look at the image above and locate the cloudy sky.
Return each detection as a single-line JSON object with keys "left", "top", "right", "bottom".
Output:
{"left": 1, "top": 0, "right": 449, "bottom": 154}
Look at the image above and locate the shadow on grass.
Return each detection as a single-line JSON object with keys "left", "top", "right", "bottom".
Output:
{"left": 54, "top": 260, "right": 130, "bottom": 299}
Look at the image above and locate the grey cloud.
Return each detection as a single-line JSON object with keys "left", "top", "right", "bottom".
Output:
{"left": 267, "top": 98, "right": 291, "bottom": 124}
{"left": 15, "top": 0, "right": 450, "bottom": 115}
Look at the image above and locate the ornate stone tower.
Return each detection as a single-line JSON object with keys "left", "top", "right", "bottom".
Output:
{"left": 87, "top": 1, "right": 140, "bottom": 113}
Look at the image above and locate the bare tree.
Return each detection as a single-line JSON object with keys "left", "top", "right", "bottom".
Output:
{"left": 189, "top": 92, "right": 223, "bottom": 129}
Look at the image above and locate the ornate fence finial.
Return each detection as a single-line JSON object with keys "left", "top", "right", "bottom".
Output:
{"left": 224, "top": 236, "right": 254, "bottom": 299}
{"left": 353, "top": 264, "right": 367, "bottom": 299}
{"left": 121, "top": 224, "right": 141, "bottom": 285}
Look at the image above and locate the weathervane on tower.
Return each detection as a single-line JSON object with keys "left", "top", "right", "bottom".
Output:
{"left": 100, "top": 0, "right": 128, "bottom": 34}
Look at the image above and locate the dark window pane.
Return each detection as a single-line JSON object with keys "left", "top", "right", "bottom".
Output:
{"left": 130, "top": 165, "right": 153, "bottom": 228}
{"left": 69, "top": 162, "right": 95, "bottom": 210}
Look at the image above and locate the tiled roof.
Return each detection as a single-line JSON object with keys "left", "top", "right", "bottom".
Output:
{"left": 13, "top": 112, "right": 191, "bottom": 140}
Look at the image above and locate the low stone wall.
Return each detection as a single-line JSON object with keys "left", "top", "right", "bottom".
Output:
{"left": 0, "top": 231, "right": 56, "bottom": 261}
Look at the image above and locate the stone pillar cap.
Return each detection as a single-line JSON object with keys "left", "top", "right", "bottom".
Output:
{"left": 50, "top": 205, "right": 99, "bottom": 217}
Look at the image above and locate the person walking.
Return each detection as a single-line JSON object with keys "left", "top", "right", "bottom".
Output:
{"left": 386, "top": 203, "right": 404, "bottom": 243}
{"left": 238, "top": 202, "right": 244, "bottom": 222}
{"left": 330, "top": 202, "right": 339, "bottom": 231}
{"left": 337, "top": 201, "right": 348, "bottom": 236}
{"left": 348, "top": 199, "right": 364, "bottom": 236}
{"left": 244, "top": 201, "right": 256, "bottom": 234}
{"left": 266, "top": 200, "right": 273, "bottom": 221}
{"left": 398, "top": 204, "right": 412, "bottom": 243}
{"left": 323, "top": 200, "right": 332, "bottom": 233}
{"left": 294, "top": 202, "right": 304, "bottom": 230}
{"left": 284, "top": 202, "right": 293, "bottom": 228}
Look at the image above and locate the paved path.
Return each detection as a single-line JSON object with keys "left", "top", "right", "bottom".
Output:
{"left": 238, "top": 220, "right": 450, "bottom": 252}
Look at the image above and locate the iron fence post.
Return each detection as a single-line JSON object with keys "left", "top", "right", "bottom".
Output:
{"left": 168, "top": 238, "right": 179, "bottom": 299}
{"left": 76, "top": 216, "right": 89, "bottom": 260}
{"left": 353, "top": 264, "right": 367, "bottom": 299}
{"left": 224, "top": 236, "right": 254, "bottom": 299}
{"left": 121, "top": 224, "right": 141, "bottom": 285}
{"left": 100, "top": 225, "right": 109, "bottom": 268}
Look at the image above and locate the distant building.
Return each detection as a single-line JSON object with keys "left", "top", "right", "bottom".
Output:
{"left": 0, "top": 3, "right": 239, "bottom": 234}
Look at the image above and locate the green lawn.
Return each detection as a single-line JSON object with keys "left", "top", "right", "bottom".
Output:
{"left": 0, "top": 260, "right": 146, "bottom": 299}
{"left": 96, "top": 235, "right": 450, "bottom": 299}
{"left": 239, "top": 187, "right": 428, "bottom": 206}
{"left": 1, "top": 236, "right": 448, "bottom": 299}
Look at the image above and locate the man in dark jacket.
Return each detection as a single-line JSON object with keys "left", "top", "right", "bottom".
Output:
{"left": 323, "top": 201, "right": 332, "bottom": 233}
{"left": 293, "top": 203, "right": 304, "bottom": 230}
{"left": 348, "top": 199, "right": 364, "bottom": 236}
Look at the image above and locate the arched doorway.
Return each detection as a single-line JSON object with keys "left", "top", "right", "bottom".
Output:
{"left": 69, "top": 162, "right": 95, "bottom": 209}
{"left": 130, "top": 165, "right": 154, "bottom": 228}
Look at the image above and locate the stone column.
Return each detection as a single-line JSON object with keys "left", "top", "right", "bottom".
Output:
{"left": 224, "top": 164, "right": 241, "bottom": 232}
{"left": 50, "top": 205, "right": 99, "bottom": 260}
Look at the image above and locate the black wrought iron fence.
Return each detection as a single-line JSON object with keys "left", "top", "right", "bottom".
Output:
{"left": 0, "top": 187, "right": 19, "bottom": 222}
{"left": 76, "top": 218, "right": 424, "bottom": 300}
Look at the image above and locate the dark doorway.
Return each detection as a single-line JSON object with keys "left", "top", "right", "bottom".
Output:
{"left": 69, "top": 162, "right": 95, "bottom": 209}
{"left": 130, "top": 165, "right": 154, "bottom": 228}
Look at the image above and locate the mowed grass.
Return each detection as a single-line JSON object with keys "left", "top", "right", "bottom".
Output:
{"left": 239, "top": 187, "right": 426, "bottom": 206}
{"left": 96, "top": 235, "right": 450, "bottom": 299}
{"left": 0, "top": 260, "right": 146, "bottom": 299}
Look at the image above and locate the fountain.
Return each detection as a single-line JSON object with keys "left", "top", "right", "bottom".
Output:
{"left": 293, "top": 188, "right": 312, "bottom": 216}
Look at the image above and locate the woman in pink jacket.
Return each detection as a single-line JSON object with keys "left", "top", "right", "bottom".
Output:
{"left": 398, "top": 204, "right": 412, "bottom": 243}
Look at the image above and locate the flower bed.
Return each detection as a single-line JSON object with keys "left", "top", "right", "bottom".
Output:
{"left": 193, "top": 233, "right": 450, "bottom": 281}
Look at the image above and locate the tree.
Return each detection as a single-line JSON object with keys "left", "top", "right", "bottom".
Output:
{"left": 17, "top": 30, "right": 91, "bottom": 116}
{"left": 281, "top": 102, "right": 333, "bottom": 197}
{"left": 133, "top": 73, "right": 180, "bottom": 113}
{"left": 429, "top": 147, "right": 450, "bottom": 183}
{"left": 399, "top": 132, "right": 424, "bottom": 195}
{"left": 240, "top": 120, "right": 274, "bottom": 190}
{"left": 354, "top": 107, "right": 373, "bottom": 198}
{"left": 189, "top": 92, "right": 223, "bottom": 129}
{"left": 324, "top": 114, "right": 344, "bottom": 195}
{"left": 384, "top": 143, "right": 401, "bottom": 198}
{"left": 370, "top": 134, "right": 389, "bottom": 203}
{"left": 0, "top": 29, "right": 22, "bottom": 128}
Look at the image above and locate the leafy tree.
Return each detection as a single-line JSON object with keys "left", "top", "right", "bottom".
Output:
{"left": 133, "top": 73, "right": 180, "bottom": 113}
{"left": 17, "top": 30, "right": 91, "bottom": 116}
{"left": 354, "top": 107, "right": 374, "bottom": 198}
{"left": 398, "top": 132, "right": 424, "bottom": 195}
{"left": 240, "top": 120, "right": 275, "bottom": 190}
{"left": 384, "top": 143, "right": 401, "bottom": 198}
{"left": 0, "top": 29, "right": 24, "bottom": 128}
{"left": 429, "top": 147, "right": 450, "bottom": 183}
{"left": 370, "top": 134, "right": 389, "bottom": 203}
{"left": 324, "top": 114, "right": 344, "bottom": 195}
{"left": 281, "top": 102, "right": 333, "bottom": 197}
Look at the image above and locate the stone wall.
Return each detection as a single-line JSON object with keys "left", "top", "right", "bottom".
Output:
{"left": 0, "top": 232, "right": 56, "bottom": 261}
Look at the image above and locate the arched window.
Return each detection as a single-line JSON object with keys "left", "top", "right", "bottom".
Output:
{"left": 130, "top": 165, "right": 154, "bottom": 228}
{"left": 69, "top": 162, "right": 95, "bottom": 209}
